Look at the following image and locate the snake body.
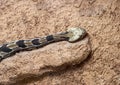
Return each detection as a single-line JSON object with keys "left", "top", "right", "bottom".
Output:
{"left": 0, "top": 27, "right": 86, "bottom": 61}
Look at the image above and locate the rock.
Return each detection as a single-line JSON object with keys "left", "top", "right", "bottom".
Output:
{"left": 0, "top": 0, "right": 119, "bottom": 84}
{"left": 0, "top": 36, "right": 91, "bottom": 84}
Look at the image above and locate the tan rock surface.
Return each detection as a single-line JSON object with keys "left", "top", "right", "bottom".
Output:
{"left": 0, "top": 0, "right": 120, "bottom": 85}
{"left": 0, "top": 36, "right": 91, "bottom": 84}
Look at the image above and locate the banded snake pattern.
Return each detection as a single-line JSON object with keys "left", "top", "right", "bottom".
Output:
{"left": 0, "top": 27, "right": 87, "bottom": 61}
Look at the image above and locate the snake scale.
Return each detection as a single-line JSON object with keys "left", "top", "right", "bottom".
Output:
{"left": 0, "top": 27, "right": 87, "bottom": 62}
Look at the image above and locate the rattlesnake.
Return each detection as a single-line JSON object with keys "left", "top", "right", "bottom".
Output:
{"left": 0, "top": 27, "right": 87, "bottom": 61}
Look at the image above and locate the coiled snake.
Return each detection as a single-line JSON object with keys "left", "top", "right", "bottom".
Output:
{"left": 0, "top": 27, "right": 87, "bottom": 61}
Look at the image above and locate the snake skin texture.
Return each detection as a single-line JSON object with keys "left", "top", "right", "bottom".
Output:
{"left": 0, "top": 28, "right": 87, "bottom": 61}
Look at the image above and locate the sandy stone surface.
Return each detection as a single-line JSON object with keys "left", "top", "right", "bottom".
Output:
{"left": 0, "top": 0, "right": 120, "bottom": 85}
{"left": 0, "top": 36, "right": 91, "bottom": 84}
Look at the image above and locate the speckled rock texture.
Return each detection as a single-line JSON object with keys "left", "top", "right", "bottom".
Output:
{"left": 0, "top": 0, "right": 120, "bottom": 85}
{"left": 0, "top": 36, "right": 91, "bottom": 84}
